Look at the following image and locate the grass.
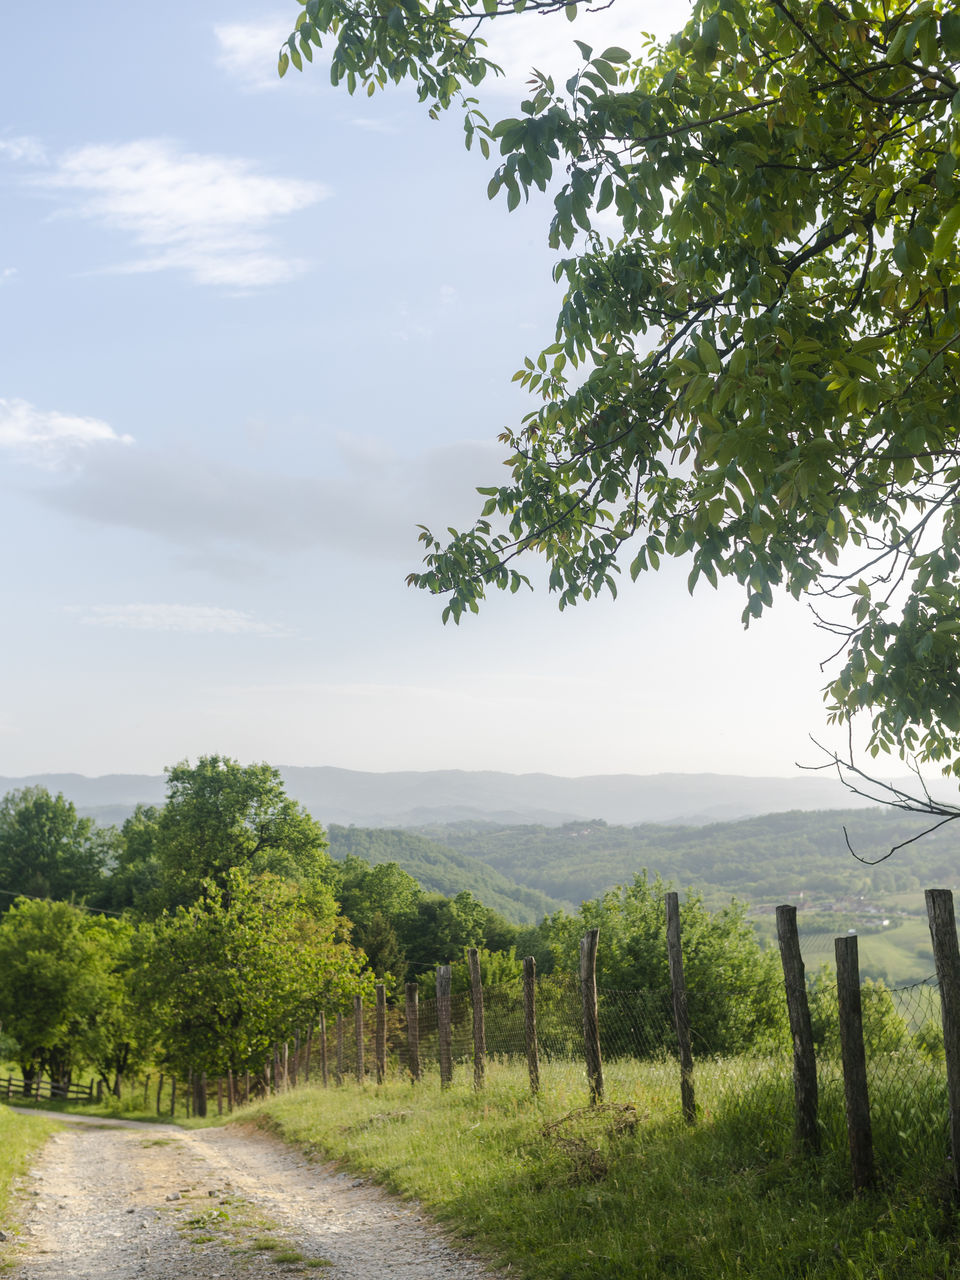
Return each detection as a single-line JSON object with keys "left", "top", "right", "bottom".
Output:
{"left": 168, "top": 1188, "right": 332, "bottom": 1272}
{"left": 0, "top": 1105, "right": 59, "bottom": 1235}
{"left": 241, "top": 1056, "right": 959, "bottom": 1280}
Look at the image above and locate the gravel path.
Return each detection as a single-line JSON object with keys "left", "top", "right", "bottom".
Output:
{"left": 1, "top": 1116, "right": 508, "bottom": 1280}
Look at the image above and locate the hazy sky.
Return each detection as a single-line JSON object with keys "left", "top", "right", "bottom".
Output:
{"left": 0, "top": 0, "right": 847, "bottom": 779}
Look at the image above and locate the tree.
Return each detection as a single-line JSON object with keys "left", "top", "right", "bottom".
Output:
{"left": 402, "top": 888, "right": 489, "bottom": 976}
{"left": 0, "top": 898, "right": 123, "bottom": 1091}
{"left": 153, "top": 756, "right": 332, "bottom": 907}
{"left": 544, "top": 872, "right": 786, "bottom": 1054}
{"left": 285, "top": 0, "right": 960, "bottom": 781}
{"left": 96, "top": 803, "right": 165, "bottom": 914}
{"left": 135, "top": 868, "right": 372, "bottom": 1078}
{"left": 0, "top": 787, "right": 113, "bottom": 906}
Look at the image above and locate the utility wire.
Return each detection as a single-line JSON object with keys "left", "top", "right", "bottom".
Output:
{"left": 0, "top": 886, "right": 126, "bottom": 917}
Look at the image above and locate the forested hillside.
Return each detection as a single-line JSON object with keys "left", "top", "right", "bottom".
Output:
{"left": 415, "top": 808, "right": 960, "bottom": 908}
{"left": 326, "top": 825, "right": 564, "bottom": 923}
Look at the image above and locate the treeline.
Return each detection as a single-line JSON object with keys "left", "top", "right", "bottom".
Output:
{"left": 413, "top": 808, "right": 960, "bottom": 907}
{"left": 0, "top": 756, "right": 851, "bottom": 1095}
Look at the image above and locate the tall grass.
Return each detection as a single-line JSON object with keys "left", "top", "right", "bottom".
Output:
{"left": 246, "top": 1054, "right": 958, "bottom": 1280}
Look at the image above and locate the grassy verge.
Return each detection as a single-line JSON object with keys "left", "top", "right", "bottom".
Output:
{"left": 242, "top": 1058, "right": 958, "bottom": 1280}
{"left": 0, "top": 1106, "right": 58, "bottom": 1223}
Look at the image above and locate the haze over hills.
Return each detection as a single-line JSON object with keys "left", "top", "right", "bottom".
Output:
{"left": 0, "top": 766, "right": 927, "bottom": 828}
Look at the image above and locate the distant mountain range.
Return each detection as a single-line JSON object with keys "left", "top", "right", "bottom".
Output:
{"left": 0, "top": 765, "right": 937, "bottom": 828}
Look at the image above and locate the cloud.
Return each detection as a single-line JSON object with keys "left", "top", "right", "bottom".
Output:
{"left": 38, "top": 139, "right": 328, "bottom": 288}
{"left": 0, "top": 398, "right": 133, "bottom": 462}
{"left": 214, "top": 18, "right": 295, "bottom": 91}
{"left": 33, "top": 435, "right": 504, "bottom": 567}
{"left": 0, "top": 135, "right": 46, "bottom": 164}
{"left": 68, "top": 603, "right": 287, "bottom": 635}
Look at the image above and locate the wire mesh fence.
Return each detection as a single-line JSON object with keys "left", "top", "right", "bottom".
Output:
{"left": 264, "top": 948, "right": 950, "bottom": 1193}
{"left": 174, "top": 893, "right": 960, "bottom": 1198}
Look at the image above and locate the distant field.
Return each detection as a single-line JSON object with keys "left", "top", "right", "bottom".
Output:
{"left": 751, "top": 908, "right": 936, "bottom": 985}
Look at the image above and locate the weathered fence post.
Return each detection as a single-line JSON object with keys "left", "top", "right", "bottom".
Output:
{"left": 467, "top": 947, "right": 486, "bottom": 1091}
{"left": 354, "top": 994, "right": 365, "bottom": 1084}
{"left": 143, "top": 1074, "right": 150, "bottom": 1107}
{"left": 777, "top": 904, "right": 819, "bottom": 1153}
{"left": 437, "top": 964, "right": 453, "bottom": 1089}
{"left": 199, "top": 1072, "right": 208, "bottom": 1119}
{"left": 926, "top": 888, "right": 960, "bottom": 1198}
{"left": 244, "top": 1070, "right": 250, "bottom": 1105}
{"left": 292, "top": 1032, "right": 300, "bottom": 1088}
{"left": 405, "top": 983, "right": 421, "bottom": 1082}
{"left": 319, "top": 1012, "right": 328, "bottom": 1087}
{"left": 580, "top": 928, "right": 603, "bottom": 1104}
{"left": 376, "top": 983, "right": 387, "bottom": 1085}
{"left": 156, "top": 1073, "right": 164, "bottom": 1116}
{"left": 665, "top": 891, "right": 696, "bottom": 1123}
{"left": 336, "top": 1012, "right": 344, "bottom": 1085}
{"left": 523, "top": 955, "right": 540, "bottom": 1096}
{"left": 216, "top": 1076, "right": 223, "bottom": 1116}
{"left": 835, "top": 934, "right": 874, "bottom": 1191}
{"left": 305, "top": 1025, "right": 313, "bottom": 1083}
{"left": 283, "top": 1041, "right": 290, "bottom": 1090}
{"left": 227, "top": 1069, "right": 235, "bottom": 1113}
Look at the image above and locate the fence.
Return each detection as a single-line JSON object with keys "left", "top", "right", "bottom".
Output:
{"left": 212, "top": 887, "right": 959, "bottom": 1198}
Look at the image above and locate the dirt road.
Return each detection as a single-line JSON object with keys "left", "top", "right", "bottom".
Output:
{"left": 2, "top": 1114, "right": 505, "bottom": 1280}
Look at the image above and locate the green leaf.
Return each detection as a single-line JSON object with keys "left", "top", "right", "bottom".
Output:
{"left": 698, "top": 338, "right": 722, "bottom": 373}
{"left": 933, "top": 204, "right": 960, "bottom": 261}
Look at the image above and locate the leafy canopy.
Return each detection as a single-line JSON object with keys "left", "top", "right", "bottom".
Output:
{"left": 0, "top": 898, "right": 128, "bottom": 1084}
{"left": 284, "top": 0, "right": 960, "bottom": 777}
{"left": 135, "top": 868, "right": 371, "bottom": 1077}
{"left": 154, "top": 755, "right": 332, "bottom": 905}
{"left": 0, "top": 787, "right": 113, "bottom": 906}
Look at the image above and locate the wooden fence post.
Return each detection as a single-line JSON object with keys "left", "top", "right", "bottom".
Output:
{"left": 926, "top": 888, "right": 960, "bottom": 1198}
{"left": 376, "top": 983, "right": 387, "bottom": 1085}
{"left": 305, "top": 1025, "right": 313, "bottom": 1083}
{"left": 468, "top": 947, "right": 486, "bottom": 1091}
{"left": 777, "top": 904, "right": 819, "bottom": 1153}
{"left": 170, "top": 1077, "right": 176, "bottom": 1118}
{"left": 523, "top": 956, "right": 540, "bottom": 1096}
{"left": 665, "top": 891, "right": 696, "bottom": 1123}
{"left": 580, "top": 928, "right": 603, "bottom": 1105}
{"left": 405, "top": 983, "right": 421, "bottom": 1082}
{"left": 227, "top": 1069, "right": 235, "bottom": 1113}
{"left": 156, "top": 1073, "right": 164, "bottom": 1116}
{"left": 319, "top": 1012, "right": 328, "bottom": 1087}
{"left": 199, "top": 1072, "right": 208, "bottom": 1119}
{"left": 336, "top": 1012, "right": 344, "bottom": 1085}
{"left": 244, "top": 1070, "right": 250, "bottom": 1105}
{"left": 283, "top": 1041, "right": 290, "bottom": 1091}
{"left": 143, "top": 1074, "right": 150, "bottom": 1107}
{"left": 354, "top": 994, "right": 365, "bottom": 1084}
{"left": 217, "top": 1076, "right": 223, "bottom": 1116}
{"left": 292, "top": 1032, "right": 300, "bottom": 1088}
{"left": 835, "top": 934, "right": 874, "bottom": 1191}
{"left": 437, "top": 964, "right": 453, "bottom": 1089}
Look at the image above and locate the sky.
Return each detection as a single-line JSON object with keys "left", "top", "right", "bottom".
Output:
{"left": 0, "top": 0, "right": 848, "bottom": 780}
